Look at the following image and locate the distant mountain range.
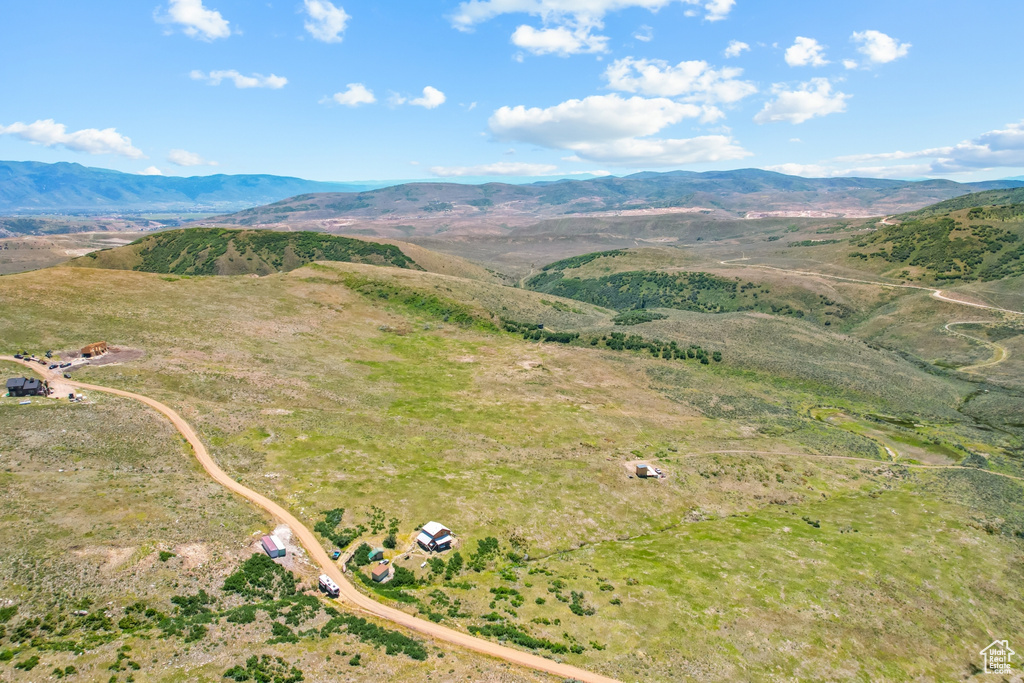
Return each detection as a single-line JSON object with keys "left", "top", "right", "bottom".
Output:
{"left": 2, "top": 159, "right": 1024, "bottom": 218}
{"left": 215, "top": 168, "right": 1024, "bottom": 233}
{"left": 0, "top": 160, "right": 387, "bottom": 213}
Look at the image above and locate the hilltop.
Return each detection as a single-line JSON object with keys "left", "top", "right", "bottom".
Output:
{"left": 74, "top": 228, "right": 419, "bottom": 276}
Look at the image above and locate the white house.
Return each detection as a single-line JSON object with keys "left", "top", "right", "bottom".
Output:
{"left": 416, "top": 521, "right": 453, "bottom": 552}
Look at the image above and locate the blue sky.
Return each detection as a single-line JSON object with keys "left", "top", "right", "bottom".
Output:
{"left": 1, "top": 0, "right": 1022, "bottom": 182}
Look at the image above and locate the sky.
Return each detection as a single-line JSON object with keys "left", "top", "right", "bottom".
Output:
{"left": 1, "top": 0, "right": 1023, "bottom": 183}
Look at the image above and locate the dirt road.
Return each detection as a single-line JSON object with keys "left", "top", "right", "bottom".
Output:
{"left": 718, "top": 258, "right": 1024, "bottom": 316}
{"left": 944, "top": 322, "right": 1012, "bottom": 372}
{"left": 2, "top": 357, "right": 620, "bottom": 683}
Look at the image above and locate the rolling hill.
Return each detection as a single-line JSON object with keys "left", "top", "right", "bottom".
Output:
{"left": 74, "top": 228, "right": 419, "bottom": 276}
{"left": 213, "top": 169, "right": 1024, "bottom": 233}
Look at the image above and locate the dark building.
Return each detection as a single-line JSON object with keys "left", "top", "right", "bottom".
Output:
{"left": 6, "top": 377, "right": 48, "bottom": 397}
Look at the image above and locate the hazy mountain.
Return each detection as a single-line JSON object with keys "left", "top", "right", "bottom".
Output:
{"left": 215, "top": 168, "right": 1024, "bottom": 232}
{"left": 0, "top": 160, "right": 389, "bottom": 213}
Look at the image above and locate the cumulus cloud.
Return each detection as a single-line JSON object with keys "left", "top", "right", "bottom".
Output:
{"left": 452, "top": 1, "right": 734, "bottom": 56}
{"left": 304, "top": 0, "right": 349, "bottom": 43}
{"left": 852, "top": 30, "right": 910, "bottom": 64}
{"left": 488, "top": 93, "right": 749, "bottom": 166}
{"left": 754, "top": 78, "right": 849, "bottom": 124}
{"left": 604, "top": 57, "right": 756, "bottom": 105}
{"left": 190, "top": 70, "right": 288, "bottom": 89}
{"left": 157, "top": 0, "right": 230, "bottom": 41}
{"left": 329, "top": 83, "right": 376, "bottom": 107}
{"left": 843, "top": 59, "right": 859, "bottom": 70}
{"left": 511, "top": 24, "right": 607, "bottom": 55}
{"left": 430, "top": 162, "right": 559, "bottom": 177}
{"left": 724, "top": 40, "right": 749, "bottom": 58}
{"left": 409, "top": 86, "right": 447, "bottom": 109}
{"left": 139, "top": 166, "right": 164, "bottom": 176}
{"left": 0, "top": 119, "right": 144, "bottom": 158}
{"left": 167, "top": 149, "right": 218, "bottom": 167}
{"left": 784, "top": 36, "right": 829, "bottom": 67}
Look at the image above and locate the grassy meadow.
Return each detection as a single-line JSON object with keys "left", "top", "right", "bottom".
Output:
{"left": 0, "top": 254, "right": 1022, "bottom": 681}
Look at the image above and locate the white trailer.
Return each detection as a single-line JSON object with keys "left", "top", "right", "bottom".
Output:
{"left": 318, "top": 574, "right": 340, "bottom": 597}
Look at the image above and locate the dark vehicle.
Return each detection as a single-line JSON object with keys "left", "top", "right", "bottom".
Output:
{"left": 60, "top": 363, "right": 71, "bottom": 368}
{"left": 49, "top": 364, "right": 58, "bottom": 370}
{"left": 14, "top": 354, "right": 23, "bottom": 359}
{"left": 37, "top": 359, "right": 48, "bottom": 365}
{"left": 45, "top": 351, "right": 53, "bottom": 358}
{"left": 64, "top": 373, "right": 72, "bottom": 379}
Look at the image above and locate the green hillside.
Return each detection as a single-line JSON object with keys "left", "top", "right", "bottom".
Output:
{"left": 849, "top": 192, "right": 1024, "bottom": 282}
{"left": 525, "top": 249, "right": 846, "bottom": 323}
{"left": 75, "top": 228, "right": 418, "bottom": 275}
{"left": 897, "top": 186, "right": 1024, "bottom": 220}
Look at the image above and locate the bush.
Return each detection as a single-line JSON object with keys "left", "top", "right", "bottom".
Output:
{"left": 351, "top": 543, "right": 373, "bottom": 568}
{"left": 382, "top": 533, "right": 397, "bottom": 549}
{"left": 158, "top": 551, "right": 176, "bottom": 562}
{"left": 223, "top": 554, "right": 298, "bottom": 601}
{"left": 15, "top": 655, "right": 40, "bottom": 671}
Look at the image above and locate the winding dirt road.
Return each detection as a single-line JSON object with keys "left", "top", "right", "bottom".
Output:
{"left": 943, "top": 322, "right": 1012, "bottom": 373}
{"left": 3, "top": 357, "right": 620, "bottom": 683}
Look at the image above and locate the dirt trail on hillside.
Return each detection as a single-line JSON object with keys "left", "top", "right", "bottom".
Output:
{"left": 718, "top": 258, "right": 1024, "bottom": 316}
{"left": 3, "top": 356, "right": 620, "bottom": 683}
{"left": 943, "top": 322, "right": 1012, "bottom": 372}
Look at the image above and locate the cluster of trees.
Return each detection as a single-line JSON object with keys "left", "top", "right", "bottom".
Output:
{"left": 222, "top": 554, "right": 298, "bottom": 602}
{"left": 612, "top": 310, "right": 667, "bottom": 325}
{"left": 320, "top": 614, "right": 428, "bottom": 660}
{"left": 314, "top": 508, "right": 364, "bottom": 550}
{"left": 853, "top": 216, "right": 1024, "bottom": 281}
{"left": 502, "top": 319, "right": 722, "bottom": 364}
{"left": 224, "top": 655, "right": 304, "bottom": 683}
{"left": 123, "top": 228, "right": 416, "bottom": 275}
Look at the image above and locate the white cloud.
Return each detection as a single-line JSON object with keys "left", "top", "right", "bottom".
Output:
{"left": 703, "top": 0, "right": 734, "bottom": 21}
{"left": 0, "top": 119, "right": 144, "bottom": 158}
{"left": 167, "top": 149, "right": 218, "bottom": 167}
{"left": 190, "top": 70, "right": 288, "bottom": 89}
{"left": 633, "top": 25, "right": 653, "bottom": 42}
{"left": 769, "top": 121, "right": 1024, "bottom": 179}
{"left": 754, "top": 78, "right": 849, "bottom": 124}
{"left": 330, "top": 83, "right": 376, "bottom": 107}
{"left": 430, "top": 162, "right": 559, "bottom": 177}
{"left": 784, "top": 36, "right": 829, "bottom": 67}
{"left": 852, "top": 30, "right": 910, "bottom": 65}
{"left": 843, "top": 59, "right": 859, "bottom": 70}
{"left": 604, "top": 57, "right": 756, "bottom": 104}
{"left": 410, "top": 86, "right": 447, "bottom": 109}
{"left": 140, "top": 166, "right": 164, "bottom": 176}
{"left": 304, "top": 0, "right": 349, "bottom": 43}
{"left": 158, "top": 0, "right": 230, "bottom": 41}
{"left": 488, "top": 93, "right": 749, "bottom": 166}
{"left": 563, "top": 135, "right": 750, "bottom": 165}
{"left": 451, "top": 1, "right": 733, "bottom": 57}
{"left": 511, "top": 24, "right": 607, "bottom": 55}
{"left": 724, "top": 40, "right": 749, "bottom": 58}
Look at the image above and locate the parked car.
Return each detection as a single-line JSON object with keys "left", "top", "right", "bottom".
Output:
{"left": 45, "top": 351, "right": 53, "bottom": 358}
{"left": 331, "top": 550, "right": 341, "bottom": 560}
{"left": 379, "top": 559, "right": 390, "bottom": 565}
{"left": 64, "top": 373, "right": 72, "bottom": 379}
{"left": 49, "top": 364, "right": 58, "bottom": 370}
{"left": 60, "top": 363, "right": 71, "bottom": 368}
{"left": 14, "top": 354, "right": 23, "bottom": 359}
